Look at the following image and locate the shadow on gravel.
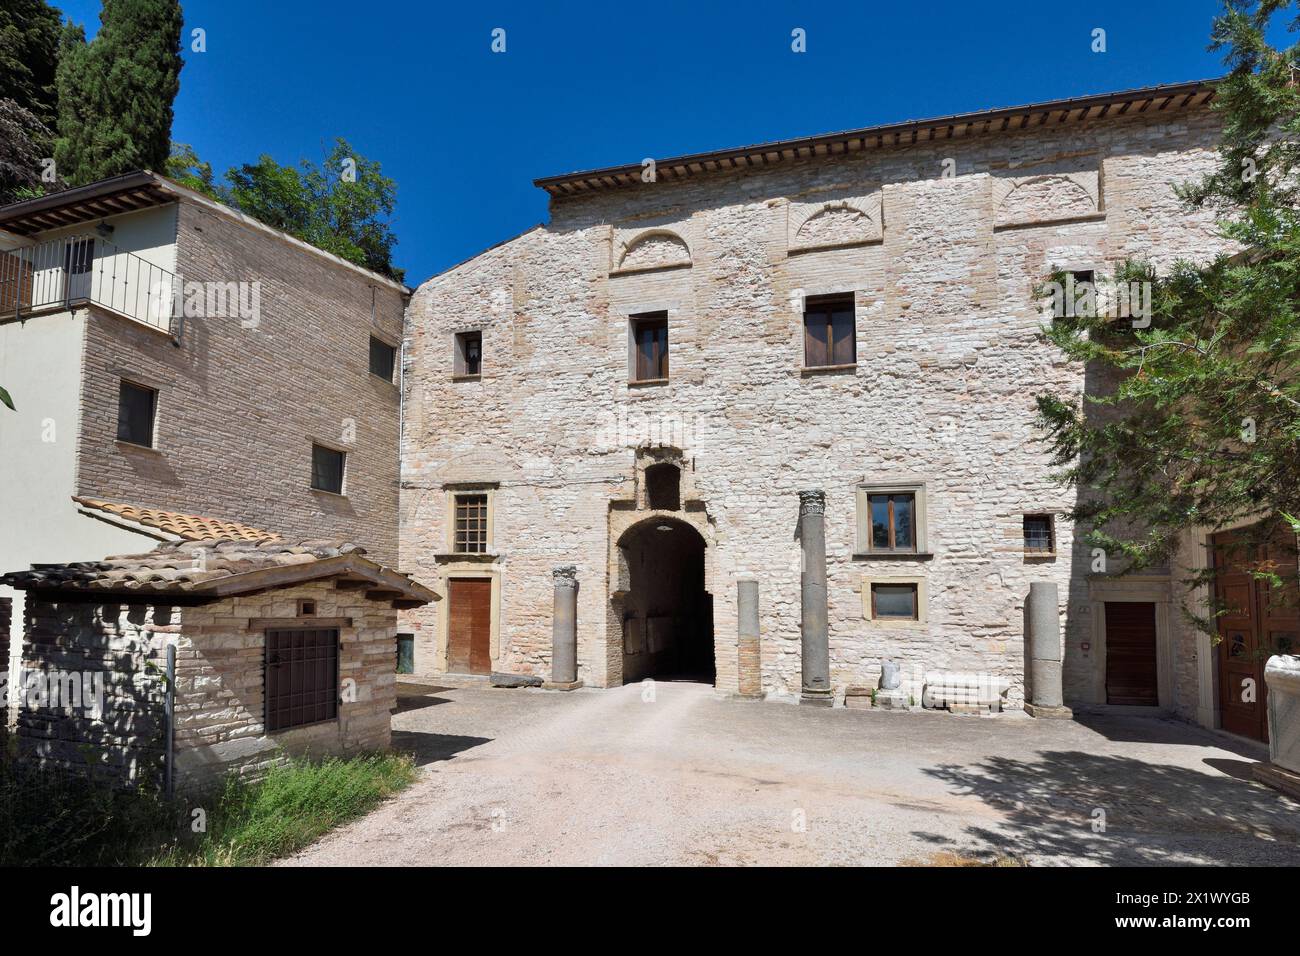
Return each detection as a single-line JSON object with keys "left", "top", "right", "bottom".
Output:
{"left": 393, "top": 731, "right": 492, "bottom": 767}
{"left": 918, "top": 750, "right": 1300, "bottom": 865}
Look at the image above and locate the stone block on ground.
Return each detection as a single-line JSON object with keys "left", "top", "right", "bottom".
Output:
{"left": 491, "top": 672, "right": 544, "bottom": 688}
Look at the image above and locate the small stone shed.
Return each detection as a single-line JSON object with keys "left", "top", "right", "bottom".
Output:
{"left": 0, "top": 539, "right": 437, "bottom": 791}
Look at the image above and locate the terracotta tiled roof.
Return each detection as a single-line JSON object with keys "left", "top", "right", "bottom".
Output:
{"left": 0, "top": 539, "right": 438, "bottom": 606}
{"left": 73, "top": 497, "right": 282, "bottom": 543}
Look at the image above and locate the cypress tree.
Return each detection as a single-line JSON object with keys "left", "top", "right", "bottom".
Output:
{"left": 55, "top": 0, "right": 183, "bottom": 185}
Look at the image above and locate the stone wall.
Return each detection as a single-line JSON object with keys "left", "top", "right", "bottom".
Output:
{"left": 74, "top": 198, "right": 406, "bottom": 565}
{"left": 17, "top": 598, "right": 172, "bottom": 786}
{"left": 15, "top": 581, "right": 398, "bottom": 790}
{"left": 400, "top": 105, "right": 1229, "bottom": 704}
{"left": 174, "top": 581, "right": 397, "bottom": 791}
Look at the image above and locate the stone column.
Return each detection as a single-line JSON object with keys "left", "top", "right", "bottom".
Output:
{"left": 1024, "top": 581, "right": 1071, "bottom": 718}
{"left": 737, "top": 577, "right": 761, "bottom": 698}
{"left": 549, "top": 566, "right": 581, "bottom": 689}
{"left": 798, "top": 490, "right": 832, "bottom": 705}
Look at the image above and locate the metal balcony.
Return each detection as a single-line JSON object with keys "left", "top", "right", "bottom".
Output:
{"left": 0, "top": 234, "right": 176, "bottom": 334}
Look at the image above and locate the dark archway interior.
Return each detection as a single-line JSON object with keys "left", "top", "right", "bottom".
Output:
{"left": 645, "top": 463, "right": 681, "bottom": 511}
{"left": 619, "top": 518, "right": 714, "bottom": 684}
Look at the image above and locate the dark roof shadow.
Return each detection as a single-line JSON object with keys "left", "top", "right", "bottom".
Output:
{"left": 393, "top": 731, "right": 492, "bottom": 767}
{"left": 920, "top": 750, "right": 1300, "bottom": 865}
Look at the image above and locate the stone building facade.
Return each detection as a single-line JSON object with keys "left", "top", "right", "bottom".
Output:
{"left": 400, "top": 81, "right": 1241, "bottom": 718}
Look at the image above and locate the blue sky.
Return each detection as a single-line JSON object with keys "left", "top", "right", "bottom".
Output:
{"left": 55, "top": 0, "right": 1244, "bottom": 285}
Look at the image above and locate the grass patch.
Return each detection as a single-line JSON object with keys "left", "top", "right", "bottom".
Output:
{"left": 0, "top": 752, "right": 416, "bottom": 866}
{"left": 153, "top": 754, "right": 416, "bottom": 866}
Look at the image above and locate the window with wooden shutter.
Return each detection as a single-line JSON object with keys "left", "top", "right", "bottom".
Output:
{"left": 631, "top": 313, "right": 668, "bottom": 382}
{"left": 265, "top": 627, "right": 339, "bottom": 731}
{"left": 803, "top": 294, "right": 855, "bottom": 368}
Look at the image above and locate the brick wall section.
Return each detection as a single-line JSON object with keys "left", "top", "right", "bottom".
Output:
{"left": 15, "top": 582, "right": 398, "bottom": 790}
{"left": 401, "top": 106, "right": 1228, "bottom": 709}
{"left": 74, "top": 198, "right": 405, "bottom": 565}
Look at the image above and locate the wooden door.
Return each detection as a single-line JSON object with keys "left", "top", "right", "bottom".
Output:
{"left": 448, "top": 578, "right": 492, "bottom": 675}
{"left": 1214, "top": 525, "right": 1300, "bottom": 741}
{"left": 1105, "top": 602, "right": 1158, "bottom": 705}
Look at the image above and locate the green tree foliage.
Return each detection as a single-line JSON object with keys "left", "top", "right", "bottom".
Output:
{"left": 180, "top": 139, "right": 403, "bottom": 282}
{"left": 0, "top": 0, "right": 62, "bottom": 128}
{"left": 54, "top": 0, "right": 182, "bottom": 185}
{"left": 1035, "top": 1, "right": 1300, "bottom": 580}
{"left": 0, "top": 98, "right": 55, "bottom": 203}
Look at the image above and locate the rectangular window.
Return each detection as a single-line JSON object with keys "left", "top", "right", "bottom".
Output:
{"left": 1024, "top": 514, "right": 1055, "bottom": 554}
{"left": 311, "top": 443, "right": 345, "bottom": 494}
{"left": 631, "top": 313, "right": 668, "bottom": 382}
{"left": 265, "top": 627, "right": 339, "bottom": 731}
{"left": 867, "top": 492, "right": 916, "bottom": 553}
{"left": 871, "top": 583, "right": 918, "bottom": 621}
{"left": 116, "top": 380, "right": 156, "bottom": 447}
{"left": 1062, "top": 269, "right": 1095, "bottom": 318}
{"left": 369, "top": 335, "right": 396, "bottom": 381}
{"left": 455, "top": 330, "right": 482, "bottom": 377}
{"left": 803, "top": 293, "right": 855, "bottom": 368}
{"left": 454, "top": 493, "right": 489, "bottom": 553}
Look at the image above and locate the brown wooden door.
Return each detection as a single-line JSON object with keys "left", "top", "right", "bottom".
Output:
{"left": 1105, "top": 602, "right": 1158, "bottom": 705}
{"left": 448, "top": 578, "right": 492, "bottom": 675}
{"left": 1214, "top": 525, "right": 1300, "bottom": 741}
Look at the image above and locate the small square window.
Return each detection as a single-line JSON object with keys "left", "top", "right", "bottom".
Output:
{"left": 311, "top": 444, "right": 345, "bottom": 494}
{"left": 116, "top": 380, "right": 156, "bottom": 447}
{"left": 454, "top": 493, "right": 489, "bottom": 553}
{"left": 455, "top": 331, "right": 482, "bottom": 377}
{"left": 297, "top": 599, "right": 317, "bottom": 616}
{"left": 803, "top": 293, "right": 855, "bottom": 368}
{"left": 1024, "top": 514, "right": 1055, "bottom": 555}
{"left": 871, "top": 583, "right": 918, "bottom": 621}
{"left": 631, "top": 313, "right": 668, "bottom": 382}
{"left": 369, "top": 336, "right": 396, "bottom": 381}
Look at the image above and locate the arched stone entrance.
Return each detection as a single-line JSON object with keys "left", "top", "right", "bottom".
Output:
{"left": 615, "top": 516, "right": 715, "bottom": 684}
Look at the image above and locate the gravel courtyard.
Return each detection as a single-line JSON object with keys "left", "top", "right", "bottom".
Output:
{"left": 282, "top": 680, "right": 1300, "bottom": 867}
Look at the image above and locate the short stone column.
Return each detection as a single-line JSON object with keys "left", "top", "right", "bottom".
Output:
{"left": 737, "top": 577, "right": 761, "bottom": 698}
{"left": 1024, "top": 582, "right": 1071, "bottom": 718}
{"left": 798, "top": 490, "right": 832, "bottom": 706}
{"left": 548, "top": 566, "right": 582, "bottom": 690}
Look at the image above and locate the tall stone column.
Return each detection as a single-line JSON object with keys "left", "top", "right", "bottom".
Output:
{"left": 1024, "top": 581, "right": 1071, "bottom": 718}
{"left": 550, "top": 566, "right": 581, "bottom": 689}
{"left": 798, "top": 490, "right": 832, "bottom": 705}
{"left": 737, "top": 576, "right": 761, "bottom": 698}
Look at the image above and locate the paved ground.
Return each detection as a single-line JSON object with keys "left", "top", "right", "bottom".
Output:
{"left": 282, "top": 679, "right": 1300, "bottom": 867}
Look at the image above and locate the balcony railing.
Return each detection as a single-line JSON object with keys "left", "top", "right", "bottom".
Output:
{"left": 0, "top": 234, "right": 176, "bottom": 334}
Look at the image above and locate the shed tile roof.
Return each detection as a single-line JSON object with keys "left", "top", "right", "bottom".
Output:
{"left": 0, "top": 539, "right": 438, "bottom": 607}
{"left": 74, "top": 496, "right": 283, "bottom": 543}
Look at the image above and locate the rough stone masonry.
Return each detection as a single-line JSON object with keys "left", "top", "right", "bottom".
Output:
{"left": 399, "top": 88, "right": 1229, "bottom": 709}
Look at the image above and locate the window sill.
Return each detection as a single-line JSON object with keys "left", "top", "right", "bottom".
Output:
{"left": 853, "top": 551, "right": 933, "bottom": 561}
{"left": 433, "top": 552, "right": 498, "bottom": 564}
{"left": 801, "top": 364, "right": 856, "bottom": 376}
{"left": 115, "top": 439, "right": 160, "bottom": 455}
{"left": 628, "top": 378, "right": 669, "bottom": 387}
{"left": 369, "top": 372, "right": 398, "bottom": 387}
{"left": 1024, "top": 552, "right": 1057, "bottom": 560}
{"left": 310, "top": 487, "right": 348, "bottom": 499}
{"left": 452, "top": 374, "right": 482, "bottom": 382}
